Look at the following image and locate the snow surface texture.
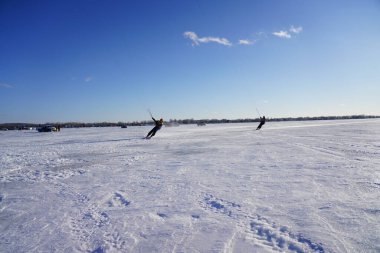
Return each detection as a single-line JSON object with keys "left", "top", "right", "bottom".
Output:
{"left": 1, "top": 119, "right": 379, "bottom": 253}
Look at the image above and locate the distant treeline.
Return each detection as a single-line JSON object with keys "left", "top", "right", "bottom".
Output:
{"left": 171, "top": 115, "right": 380, "bottom": 125}
{"left": 0, "top": 115, "right": 379, "bottom": 130}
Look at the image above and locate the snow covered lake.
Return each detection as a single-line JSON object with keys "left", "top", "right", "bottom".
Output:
{"left": 1, "top": 119, "right": 379, "bottom": 252}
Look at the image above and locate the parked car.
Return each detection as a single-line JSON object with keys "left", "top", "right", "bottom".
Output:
{"left": 37, "top": 125, "right": 57, "bottom": 132}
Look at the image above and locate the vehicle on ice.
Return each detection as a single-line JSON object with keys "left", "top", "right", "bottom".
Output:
{"left": 37, "top": 125, "right": 57, "bottom": 132}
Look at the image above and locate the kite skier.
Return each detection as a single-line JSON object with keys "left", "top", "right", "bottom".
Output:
{"left": 146, "top": 116, "right": 164, "bottom": 139}
{"left": 256, "top": 116, "right": 266, "bottom": 130}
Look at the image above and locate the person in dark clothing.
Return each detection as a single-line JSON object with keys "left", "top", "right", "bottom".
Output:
{"left": 146, "top": 117, "right": 164, "bottom": 138}
{"left": 256, "top": 116, "right": 266, "bottom": 130}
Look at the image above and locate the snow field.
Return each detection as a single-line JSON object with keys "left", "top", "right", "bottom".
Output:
{"left": 1, "top": 119, "right": 380, "bottom": 252}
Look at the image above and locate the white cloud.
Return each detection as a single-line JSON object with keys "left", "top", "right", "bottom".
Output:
{"left": 184, "top": 31, "right": 232, "bottom": 46}
{"left": 185, "top": 26, "right": 302, "bottom": 46}
{"left": 183, "top": 31, "right": 199, "bottom": 45}
{"left": 290, "top": 25, "right": 303, "bottom": 34}
{"left": 238, "top": 39, "right": 254, "bottom": 45}
{"left": 199, "top": 37, "right": 232, "bottom": 46}
{"left": 272, "top": 30, "right": 291, "bottom": 39}
{"left": 273, "top": 25, "right": 303, "bottom": 39}
{"left": 0, "top": 83, "right": 14, "bottom": 88}
{"left": 85, "top": 76, "right": 93, "bottom": 82}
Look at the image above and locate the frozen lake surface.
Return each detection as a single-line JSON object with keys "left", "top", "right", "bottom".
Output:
{"left": 1, "top": 119, "right": 380, "bottom": 252}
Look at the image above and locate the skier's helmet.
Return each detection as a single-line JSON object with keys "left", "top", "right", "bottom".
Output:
{"left": 160, "top": 118, "right": 163, "bottom": 122}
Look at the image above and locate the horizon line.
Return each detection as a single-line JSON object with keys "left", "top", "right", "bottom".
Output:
{"left": 1, "top": 115, "right": 379, "bottom": 125}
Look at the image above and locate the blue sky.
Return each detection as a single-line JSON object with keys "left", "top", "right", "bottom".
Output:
{"left": 1, "top": 0, "right": 379, "bottom": 123}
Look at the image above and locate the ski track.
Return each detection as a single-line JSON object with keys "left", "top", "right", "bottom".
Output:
{"left": 200, "top": 193, "right": 325, "bottom": 253}
{"left": 66, "top": 185, "right": 131, "bottom": 252}
{"left": 271, "top": 131, "right": 380, "bottom": 163}
{"left": 1, "top": 135, "right": 148, "bottom": 252}
{"left": 62, "top": 152, "right": 147, "bottom": 252}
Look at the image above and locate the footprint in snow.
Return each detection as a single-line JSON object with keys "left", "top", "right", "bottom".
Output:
{"left": 200, "top": 193, "right": 324, "bottom": 253}
{"left": 108, "top": 192, "right": 130, "bottom": 208}
{"left": 157, "top": 213, "right": 168, "bottom": 218}
{"left": 201, "top": 193, "right": 241, "bottom": 217}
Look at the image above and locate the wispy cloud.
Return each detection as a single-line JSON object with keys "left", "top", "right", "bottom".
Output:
{"left": 272, "top": 30, "right": 291, "bottom": 39}
{"left": 273, "top": 25, "right": 303, "bottom": 39}
{"left": 184, "top": 31, "right": 232, "bottom": 46}
{"left": 85, "top": 76, "right": 93, "bottom": 82}
{"left": 290, "top": 25, "right": 303, "bottom": 34}
{"left": 238, "top": 39, "right": 254, "bottom": 45}
{"left": 0, "top": 83, "right": 14, "bottom": 89}
{"left": 185, "top": 26, "right": 303, "bottom": 46}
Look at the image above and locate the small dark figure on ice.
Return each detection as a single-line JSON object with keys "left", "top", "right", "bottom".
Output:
{"left": 146, "top": 117, "right": 163, "bottom": 139}
{"left": 256, "top": 116, "right": 266, "bottom": 130}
